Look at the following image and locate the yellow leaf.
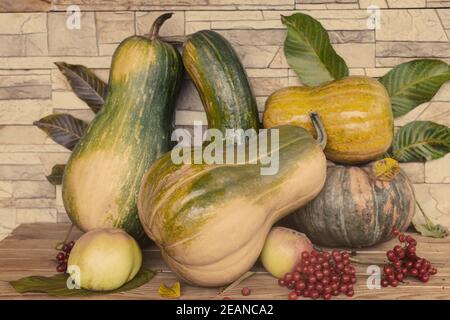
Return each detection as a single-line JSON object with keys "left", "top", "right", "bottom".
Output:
{"left": 372, "top": 157, "right": 400, "bottom": 181}
{"left": 158, "top": 281, "right": 181, "bottom": 298}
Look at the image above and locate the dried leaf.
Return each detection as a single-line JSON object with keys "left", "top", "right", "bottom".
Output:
{"left": 158, "top": 281, "right": 181, "bottom": 298}
{"left": 10, "top": 268, "right": 156, "bottom": 297}
{"left": 218, "top": 271, "right": 255, "bottom": 296}
{"left": 55, "top": 62, "right": 108, "bottom": 113}
{"left": 46, "top": 164, "right": 65, "bottom": 185}
{"left": 33, "top": 113, "right": 88, "bottom": 150}
{"left": 372, "top": 158, "right": 400, "bottom": 181}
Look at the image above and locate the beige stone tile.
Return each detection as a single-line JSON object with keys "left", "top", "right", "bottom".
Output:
{"left": 212, "top": 20, "right": 283, "bottom": 29}
{"left": 437, "top": 9, "right": 450, "bottom": 29}
{"left": 256, "top": 96, "right": 268, "bottom": 112}
{"left": 376, "top": 41, "right": 450, "bottom": 58}
{"left": 0, "top": 99, "right": 52, "bottom": 125}
{"left": 0, "top": 181, "right": 13, "bottom": 198}
{"left": 376, "top": 9, "right": 448, "bottom": 41}
{"left": 38, "top": 153, "right": 70, "bottom": 174}
{"left": 0, "top": 13, "right": 46, "bottom": 34}
{"left": 327, "top": 3, "right": 360, "bottom": 9}
{"left": 295, "top": 4, "right": 328, "bottom": 9}
{"left": 0, "top": 126, "right": 48, "bottom": 145}
{"left": 0, "top": 144, "right": 66, "bottom": 153}
{"left": 0, "top": 35, "right": 24, "bottom": 56}
{"left": 10, "top": 198, "right": 56, "bottom": 209}
{"left": 246, "top": 68, "right": 288, "bottom": 78}
{"left": 349, "top": 68, "right": 366, "bottom": 75}
{"left": 0, "top": 56, "right": 112, "bottom": 70}
{"left": 393, "top": 102, "right": 429, "bottom": 126}
{"left": 387, "top": 0, "right": 425, "bottom": 7}
{"left": 56, "top": 185, "right": 63, "bottom": 207}
{"left": 99, "top": 43, "right": 119, "bottom": 56}
{"left": 25, "top": 33, "right": 48, "bottom": 56}
{"left": 0, "top": 70, "right": 50, "bottom": 76}
{"left": 0, "top": 208, "right": 16, "bottom": 235}
{"left": 175, "top": 80, "right": 202, "bottom": 111}
{"left": 96, "top": 11, "right": 134, "bottom": 44}
{"left": 53, "top": 108, "right": 95, "bottom": 123}
{"left": 250, "top": 77, "right": 289, "bottom": 96}
{"left": 0, "top": 165, "right": 46, "bottom": 181}
{"left": 334, "top": 43, "right": 375, "bottom": 68}
{"left": 13, "top": 181, "right": 55, "bottom": 198}
{"left": 52, "top": 91, "right": 89, "bottom": 110}
{"left": 269, "top": 47, "right": 289, "bottom": 69}
{"left": 136, "top": 11, "right": 184, "bottom": 37}
{"left": 234, "top": 45, "right": 280, "bottom": 68}
{"left": 216, "top": 30, "right": 285, "bottom": 46}
{"left": 427, "top": 0, "right": 450, "bottom": 8}
{"left": 48, "top": 12, "right": 97, "bottom": 56}
{"left": 416, "top": 102, "right": 450, "bottom": 126}
{"left": 399, "top": 162, "right": 425, "bottom": 183}
{"left": 0, "top": 153, "right": 41, "bottom": 165}
{"left": 0, "top": 74, "right": 51, "bottom": 100}
{"left": 187, "top": 11, "right": 263, "bottom": 21}
{"left": 186, "top": 21, "right": 211, "bottom": 34}
{"left": 414, "top": 183, "right": 450, "bottom": 229}
{"left": 425, "top": 153, "right": 450, "bottom": 183}
{"left": 433, "top": 82, "right": 450, "bottom": 101}
{"left": 359, "top": 0, "right": 388, "bottom": 8}
{"left": 365, "top": 67, "right": 392, "bottom": 77}
{"left": 376, "top": 57, "right": 450, "bottom": 67}
{"left": 57, "top": 210, "right": 71, "bottom": 223}
{"left": 185, "top": 10, "right": 263, "bottom": 21}
{"left": 16, "top": 208, "right": 57, "bottom": 224}
{"left": 329, "top": 30, "right": 375, "bottom": 44}
{"left": 288, "top": 76, "right": 304, "bottom": 86}
{"left": 175, "top": 110, "right": 207, "bottom": 126}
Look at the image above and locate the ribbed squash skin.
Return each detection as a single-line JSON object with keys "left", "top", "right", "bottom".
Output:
{"left": 62, "top": 29, "right": 182, "bottom": 241}
{"left": 138, "top": 126, "right": 326, "bottom": 286}
{"left": 283, "top": 164, "right": 415, "bottom": 248}
{"left": 263, "top": 76, "right": 393, "bottom": 164}
{"left": 183, "top": 30, "right": 260, "bottom": 132}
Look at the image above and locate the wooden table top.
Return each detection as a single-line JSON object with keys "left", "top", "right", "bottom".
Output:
{"left": 0, "top": 223, "right": 449, "bottom": 300}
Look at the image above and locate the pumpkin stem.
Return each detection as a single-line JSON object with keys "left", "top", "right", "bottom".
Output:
{"left": 309, "top": 112, "right": 327, "bottom": 150}
{"left": 149, "top": 13, "right": 173, "bottom": 40}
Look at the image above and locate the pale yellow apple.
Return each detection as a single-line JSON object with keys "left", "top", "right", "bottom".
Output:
{"left": 67, "top": 228, "right": 142, "bottom": 291}
{"left": 260, "top": 227, "right": 313, "bottom": 279}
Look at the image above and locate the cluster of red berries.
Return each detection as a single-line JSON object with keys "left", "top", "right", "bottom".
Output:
{"left": 278, "top": 249, "right": 357, "bottom": 300}
{"left": 381, "top": 228, "right": 437, "bottom": 287}
{"left": 55, "top": 240, "right": 75, "bottom": 272}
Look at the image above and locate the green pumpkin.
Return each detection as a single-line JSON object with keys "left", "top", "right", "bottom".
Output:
{"left": 283, "top": 163, "right": 416, "bottom": 248}
{"left": 138, "top": 114, "right": 328, "bottom": 286}
{"left": 62, "top": 13, "right": 182, "bottom": 241}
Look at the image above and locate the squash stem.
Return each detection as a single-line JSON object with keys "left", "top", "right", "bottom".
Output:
{"left": 309, "top": 112, "right": 327, "bottom": 150}
{"left": 149, "top": 13, "right": 174, "bottom": 40}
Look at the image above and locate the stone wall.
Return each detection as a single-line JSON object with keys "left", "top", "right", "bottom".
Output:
{"left": 0, "top": 0, "right": 449, "bottom": 240}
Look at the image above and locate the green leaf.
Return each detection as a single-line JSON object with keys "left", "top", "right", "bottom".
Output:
{"left": 413, "top": 221, "right": 450, "bottom": 238}
{"left": 392, "top": 121, "right": 450, "bottom": 162}
{"left": 46, "top": 164, "right": 65, "bottom": 186}
{"left": 10, "top": 268, "right": 156, "bottom": 297}
{"left": 55, "top": 62, "right": 108, "bottom": 113}
{"left": 33, "top": 113, "right": 88, "bottom": 150}
{"left": 379, "top": 59, "right": 450, "bottom": 118}
{"left": 282, "top": 13, "right": 349, "bottom": 87}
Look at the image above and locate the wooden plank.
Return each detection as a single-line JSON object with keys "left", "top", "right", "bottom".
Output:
{"left": 0, "top": 223, "right": 449, "bottom": 300}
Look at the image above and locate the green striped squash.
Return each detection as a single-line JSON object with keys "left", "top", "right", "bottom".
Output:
{"left": 62, "top": 13, "right": 182, "bottom": 242}
{"left": 183, "top": 30, "right": 260, "bottom": 132}
{"left": 138, "top": 114, "right": 327, "bottom": 286}
{"left": 283, "top": 164, "right": 416, "bottom": 248}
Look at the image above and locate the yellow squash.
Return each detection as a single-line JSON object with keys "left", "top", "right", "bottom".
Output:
{"left": 263, "top": 76, "right": 393, "bottom": 164}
